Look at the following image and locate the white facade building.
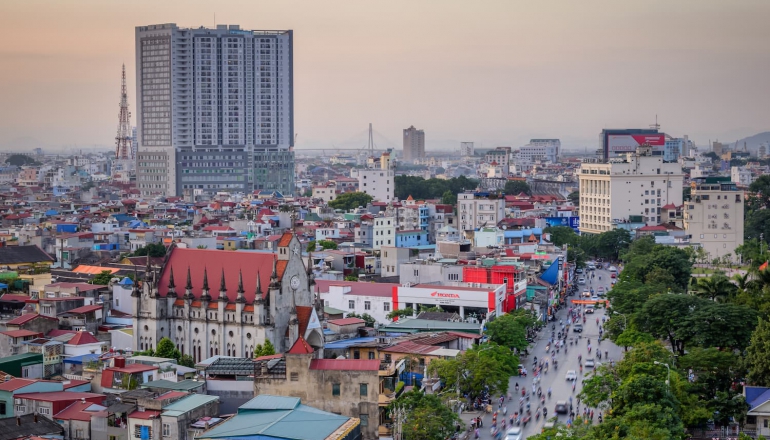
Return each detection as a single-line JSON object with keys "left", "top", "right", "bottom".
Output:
{"left": 460, "top": 142, "right": 475, "bottom": 157}
{"left": 457, "top": 192, "right": 506, "bottom": 231}
{"left": 135, "top": 24, "right": 294, "bottom": 197}
{"left": 578, "top": 146, "right": 685, "bottom": 234}
{"left": 372, "top": 218, "right": 396, "bottom": 250}
{"left": 350, "top": 168, "right": 394, "bottom": 202}
{"left": 731, "top": 166, "right": 754, "bottom": 186}
{"left": 520, "top": 139, "right": 560, "bottom": 164}
{"left": 684, "top": 178, "right": 744, "bottom": 263}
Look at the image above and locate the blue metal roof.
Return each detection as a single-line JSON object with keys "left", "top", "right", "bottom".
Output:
{"left": 323, "top": 337, "right": 377, "bottom": 350}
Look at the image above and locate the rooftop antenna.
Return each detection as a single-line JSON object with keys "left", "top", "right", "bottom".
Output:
{"left": 650, "top": 115, "right": 661, "bottom": 131}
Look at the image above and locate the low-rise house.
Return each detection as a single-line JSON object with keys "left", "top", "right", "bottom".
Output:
{"left": 54, "top": 400, "right": 108, "bottom": 440}
{"left": 0, "top": 353, "right": 44, "bottom": 380}
{"left": 22, "top": 337, "right": 64, "bottom": 378}
{"left": 64, "top": 331, "right": 106, "bottom": 357}
{"left": 197, "top": 394, "right": 361, "bottom": 440}
{"left": 58, "top": 303, "right": 104, "bottom": 334}
{"left": 13, "top": 391, "right": 104, "bottom": 420}
{"left": 160, "top": 393, "right": 220, "bottom": 440}
{"left": 0, "top": 329, "right": 42, "bottom": 357}
{"left": 100, "top": 357, "right": 159, "bottom": 393}
{"left": 0, "top": 245, "right": 55, "bottom": 271}
{"left": 4, "top": 313, "right": 59, "bottom": 335}
{"left": 0, "top": 378, "right": 65, "bottom": 419}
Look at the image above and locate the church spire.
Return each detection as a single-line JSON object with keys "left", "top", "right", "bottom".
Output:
{"left": 236, "top": 269, "right": 246, "bottom": 303}
{"left": 254, "top": 271, "right": 263, "bottom": 304}
{"left": 185, "top": 266, "right": 193, "bottom": 290}
{"left": 201, "top": 267, "right": 211, "bottom": 301}
{"left": 219, "top": 268, "right": 228, "bottom": 302}
{"left": 167, "top": 266, "right": 177, "bottom": 298}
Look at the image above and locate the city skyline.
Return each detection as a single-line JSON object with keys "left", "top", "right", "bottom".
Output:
{"left": 1, "top": 0, "right": 769, "bottom": 152}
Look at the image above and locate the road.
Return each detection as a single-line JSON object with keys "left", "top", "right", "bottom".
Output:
{"left": 468, "top": 266, "right": 625, "bottom": 439}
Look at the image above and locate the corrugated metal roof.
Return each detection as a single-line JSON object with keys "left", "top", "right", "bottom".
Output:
{"left": 240, "top": 395, "right": 299, "bottom": 411}
{"left": 162, "top": 393, "right": 219, "bottom": 415}
{"left": 141, "top": 379, "right": 205, "bottom": 392}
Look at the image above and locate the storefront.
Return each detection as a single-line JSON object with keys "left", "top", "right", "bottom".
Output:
{"left": 393, "top": 284, "right": 507, "bottom": 320}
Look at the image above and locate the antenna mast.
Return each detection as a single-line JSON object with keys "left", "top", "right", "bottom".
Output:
{"left": 650, "top": 114, "right": 661, "bottom": 131}
{"left": 115, "top": 64, "right": 133, "bottom": 160}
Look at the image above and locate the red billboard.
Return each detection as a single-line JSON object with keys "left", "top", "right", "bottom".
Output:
{"left": 608, "top": 134, "right": 666, "bottom": 152}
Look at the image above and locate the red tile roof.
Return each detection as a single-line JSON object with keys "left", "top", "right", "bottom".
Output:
{"left": 0, "top": 378, "right": 37, "bottom": 392}
{"left": 254, "top": 353, "right": 283, "bottom": 361}
{"left": 6, "top": 313, "right": 57, "bottom": 325}
{"left": 156, "top": 391, "right": 188, "bottom": 401}
{"left": 54, "top": 401, "right": 100, "bottom": 422}
{"left": 0, "top": 329, "right": 42, "bottom": 338}
{"left": 309, "top": 359, "right": 380, "bottom": 371}
{"left": 67, "top": 331, "right": 101, "bottom": 346}
{"left": 158, "top": 248, "right": 275, "bottom": 302}
{"left": 661, "top": 203, "right": 677, "bottom": 209}
{"left": 16, "top": 391, "right": 104, "bottom": 402}
{"left": 277, "top": 233, "right": 293, "bottom": 247}
{"left": 327, "top": 317, "right": 365, "bottom": 326}
{"left": 287, "top": 335, "right": 314, "bottom": 355}
{"left": 381, "top": 341, "right": 442, "bottom": 355}
{"left": 63, "top": 304, "right": 103, "bottom": 315}
{"left": 108, "top": 364, "right": 157, "bottom": 374}
{"left": 0, "top": 294, "right": 34, "bottom": 302}
{"left": 296, "top": 306, "right": 312, "bottom": 337}
{"left": 128, "top": 410, "right": 162, "bottom": 420}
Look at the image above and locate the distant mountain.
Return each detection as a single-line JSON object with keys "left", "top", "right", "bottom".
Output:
{"left": 728, "top": 131, "right": 770, "bottom": 154}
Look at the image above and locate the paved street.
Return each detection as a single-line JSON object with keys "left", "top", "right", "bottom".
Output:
{"left": 462, "top": 267, "right": 626, "bottom": 439}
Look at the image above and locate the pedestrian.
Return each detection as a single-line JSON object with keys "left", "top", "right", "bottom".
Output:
{"left": 475, "top": 428, "right": 480, "bottom": 439}
{"left": 590, "top": 409, "right": 594, "bottom": 419}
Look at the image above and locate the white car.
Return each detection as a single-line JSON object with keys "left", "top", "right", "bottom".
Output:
{"left": 506, "top": 427, "right": 523, "bottom": 440}
{"left": 565, "top": 370, "right": 577, "bottom": 381}
{"left": 585, "top": 359, "right": 596, "bottom": 369}
{"left": 578, "top": 277, "right": 586, "bottom": 285}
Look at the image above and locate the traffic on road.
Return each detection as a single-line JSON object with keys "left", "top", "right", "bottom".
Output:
{"left": 468, "top": 262, "right": 625, "bottom": 439}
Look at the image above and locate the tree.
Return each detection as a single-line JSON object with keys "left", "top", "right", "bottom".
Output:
{"left": 387, "top": 308, "right": 414, "bottom": 321}
{"left": 623, "top": 243, "right": 692, "bottom": 290}
{"left": 429, "top": 344, "right": 514, "bottom": 399}
{"left": 327, "top": 192, "right": 373, "bottom": 211}
{"left": 503, "top": 180, "right": 531, "bottom": 196}
{"left": 440, "top": 190, "right": 456, "bottom": 206}
{"left": 568, "top": 190, "right": 579, "bottom": 206}
{"left": 155, "top": 337, "right": 177, "bottom": 359}
{"left": 638, "top": 294, "right": 703, "bottom": 355}
{"left": 746, "top": 318, "right": 770, "bottom": 386}
{"left": 485, "top": 312, "right": 531, "bottom": 351}
{"left": 132, "top": 243, "right": 167, "bottom": 257}
{"left": 691, "top": 303, "right": 757, "bottom": 351}
{"left": 567, "top": 247, "right": 587, "bottom": 269}
{"left": 544, "top": 226, "right": 578, "bottom": 247}
{"left": 178, "top": 354, "right": 195, "bottom": 368}
{"left": 394, "top": 175, "right": 477, "bottom": 200}
{"left": 692, "top": 274, "right": 738, "bottom": 302}
{"left": 749, "top": 174, "right": 770, "bottom": 210}
{"left": 615, "top": 329, "right": 655, "bottom": 351}
{"left": 254, "top": 340, "right": 276, "bottom": 358}
{"left": 388, "top": 391, "right": 459, "bottom": 440}
{"left": 307, "top": 240, "right": 338, "bottom": 252}
{"left": 5, "top": 154, "right": 40, "bottom": 167}
{"left": 346, "top": 312, "right": 376, "bottom": 327}
{"left": 704, "top": 151, "right": 719, "bottom": 162}
{"left": 90, "top": 270, "right": 116, "bottom": 286}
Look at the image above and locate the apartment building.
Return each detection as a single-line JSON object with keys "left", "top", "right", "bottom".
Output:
{"left": 457, "top": 192, "right": 506, "bottom": 232}
{"left": 684, "top": 177, "right": 744, "bottom": 262}
{"left": 578, "top": 146, "right": 684, "bottom": 234}
{"left": 403, "top": 126, "right": 425, "bottom": 162}
{"left": 135, "top": 24, "right": 294, "bottom": 197}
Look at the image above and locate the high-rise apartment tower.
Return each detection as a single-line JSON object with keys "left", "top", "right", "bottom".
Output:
{"left": 135, "top": 24, "right": 294, "bottom": 197}
{"left": 403, "top": 126, "right": 425, "bottom": 162}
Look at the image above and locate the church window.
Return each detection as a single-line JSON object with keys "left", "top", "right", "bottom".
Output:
{"left": 211, "top": 329, "right": 216, "bottom": 336}
{"left": 229, "top": 331, "right": 234, "bottom": 337}
{"left": 246, "top": 333, "right": 252, "bottom": 339}
{"left": 194, "top": 328, "right": 199, "bottom": 334}
{"left": 177, "top": 326, "right": 182, "bottom": 333}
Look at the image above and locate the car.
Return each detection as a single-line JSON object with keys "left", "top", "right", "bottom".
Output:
{"left": 587, "top": 262, "right": 596, "bottom": 270}
{"left": 576, "top": 268, "right": 584, "bottom": 274}
{"left": 506, "top": 427, "right": 523, "bottom": 440}
{"left": 565, "top": 370, "right": 577, "bottom": 381}
{"left": 582, "top": 291, "right": 591, "bottom": 298}
{"left": 597, "top": 287, "right": 606, "bottom": 297}
{"left": 609, "top": 265, "right": 618, "bottom": 273}
{"left": 555, "top": 400, "right": 569, "bottom": 414}
{"left": 573, "top": 324, "right": 583, "bottom": 333}
{"left": 611, "top": 273, "right": 617, "bottom": 279}
{"left": 591, "top": 295, "right": 599, "bottom": 301}
{"left": 585, "top": 359, "right": 596, "bottom": 369}
{"left": 578, "top": 277, "right": 586, "bottom": 285}
{"left": 585, "top": 305, "right": 595, "bottom": 314}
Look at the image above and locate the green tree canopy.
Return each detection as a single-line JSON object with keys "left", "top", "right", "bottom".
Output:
{"left": 387, "top": 308, "right": 414, "bottom": 321}
{"left": 749, "top": 174, "right": 770, "bottom": 210}
{"left": 346, "top": 312, "right": 376, "bottom": 327}
{"left": 394, "top": 175, "right": 477, "bottom": 200}
{"left": 485, "top": 311, "right": 534, "bottom": 351}
{"left": 568, "top": 190, "right": 579, "bottom": 205}
{"left": 327, "top": 192, "right": 373, "bottom": 211}
{"left": 90, "top": 270, "right": 116, "bottom": 286}
{"left": 429, "top": 343, "right": 514, "bottom": 399}
{"left": 154, "top": 337, "right": 177, "bottom": 359}
{"left": 132, "top": 243, "right": 167, "bottom": 257}
{"left": 543, "top": 225, "right": 579, "bottom": 247}
{"left": 5, "top": 154, "right": 40, "bottom": 166}
{"left": 440, "top": 190, "right": 456, "bottom": 206}
{"left": 503, "top": 180, "right": 532, "bottom": 196}
{"left": 254, "top": 340, "right": 276, "bottom": 358}
{"left": 308, "top": 240, "right": 338, "bottom": 252}
{"left": 388, "top": 391, "right": 459, "bottom": 440}
{"left": 746, "top": 318, "right": 770, "bottom": 386}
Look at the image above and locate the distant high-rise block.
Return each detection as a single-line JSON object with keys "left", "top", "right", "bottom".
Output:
{"left": 403, "top": 126, "right": 425, "bottom": 162}
{"left": 135, "top": 24, "right": 294, "bottom": 197}
{"left": 460, "top": 142, "right": 475, "bottom": 157}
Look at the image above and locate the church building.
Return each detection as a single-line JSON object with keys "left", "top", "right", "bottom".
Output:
{"left": 132, "top": 233, "right": 324, "bottom": 362}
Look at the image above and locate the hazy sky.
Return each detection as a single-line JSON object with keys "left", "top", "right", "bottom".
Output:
{"left": 1, "top": 0, "right": 769, "bottom": 152}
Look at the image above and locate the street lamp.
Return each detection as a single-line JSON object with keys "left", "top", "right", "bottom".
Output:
{"left": 654, "top": 361, "right": 670, "bottom": 389}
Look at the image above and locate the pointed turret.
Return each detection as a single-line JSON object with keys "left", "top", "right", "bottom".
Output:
{"left": 254, "top": 271, "right": 264, "bottom": 304}
{"left": 200, "top": 267, "right": 211, "bottom": 301}
{"left": 218, "top": 268, "right": 228, "bottom": 302}
{"left": 236, "top": 269, "right": 246, "bottom": 303}
{"left": 166, "top": 266, "right": 177, "bottom": 298}
{"left": 144, "top": 253, "right": 152, "bottom": 280}
{"left": 269, "top": 256, "right": 280, "bottom": 290}
{"left": 184, "top": 265, "right": 193, "bottom": 300}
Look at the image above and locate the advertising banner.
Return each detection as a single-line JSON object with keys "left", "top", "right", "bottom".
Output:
{"left": 544, "top": 216, "right": 580, "bottom": 233}
{"left": 608, "top": 134, "right": 666, "bottom": 152}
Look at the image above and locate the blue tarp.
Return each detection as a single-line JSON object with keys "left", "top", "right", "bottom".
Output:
{"left": 539, "top": 260, "right": 560, "bottom": 286}
{"left": 118, "top": 277, "right": 134, "bottom": 285}
{"left": 44, "top": 209, "right": 58, "bottom": 216}
{"left": 63, "top": 353, "right": 100, "bottom": 365}
{"left": 0, "top": 283, "right": 7, "bottom": 290}
{"left": 128, "top": 220, "right": 148, "bottom": 228}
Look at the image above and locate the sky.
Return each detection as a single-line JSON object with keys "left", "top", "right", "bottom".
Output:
{"left": 0, "top": 0, "right": 769, "bottom": 153}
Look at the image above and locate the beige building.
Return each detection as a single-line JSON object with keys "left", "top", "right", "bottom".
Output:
{"left": 578, "top": 146, "right": 684, "bottom": 234}
{"left": 403, "top": 126, "right": 425, "bottom": 162}
{"left": 683, "top": 177, "right": 744, "bottom": 262}
{"left": 457, "top": 192, "right": 506, "bottom": 232}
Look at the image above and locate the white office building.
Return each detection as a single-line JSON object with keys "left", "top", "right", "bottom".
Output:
{"left": 350, "top": 168, "right": 394, "bottom": 203}
{"left": 519, "top": 139, "right": 560, "bottom": 164}
{"left": 135, "top": 24, "right": 294, "bottom": 197}
{"left": 684, "top": 177, "right": 744, "bottom": 262}
{"left": 578, "top": 146, "right": 684, "bottom": 234}
{"left": 731, "top": 166, "right": 754, "bottom": 187}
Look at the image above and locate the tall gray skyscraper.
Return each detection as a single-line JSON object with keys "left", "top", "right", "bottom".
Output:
{"left": 403, "top": 125, "right": 425, "bottom": 162}
{"left": 135, "top": 24, "right": 294, "bottom": 197}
